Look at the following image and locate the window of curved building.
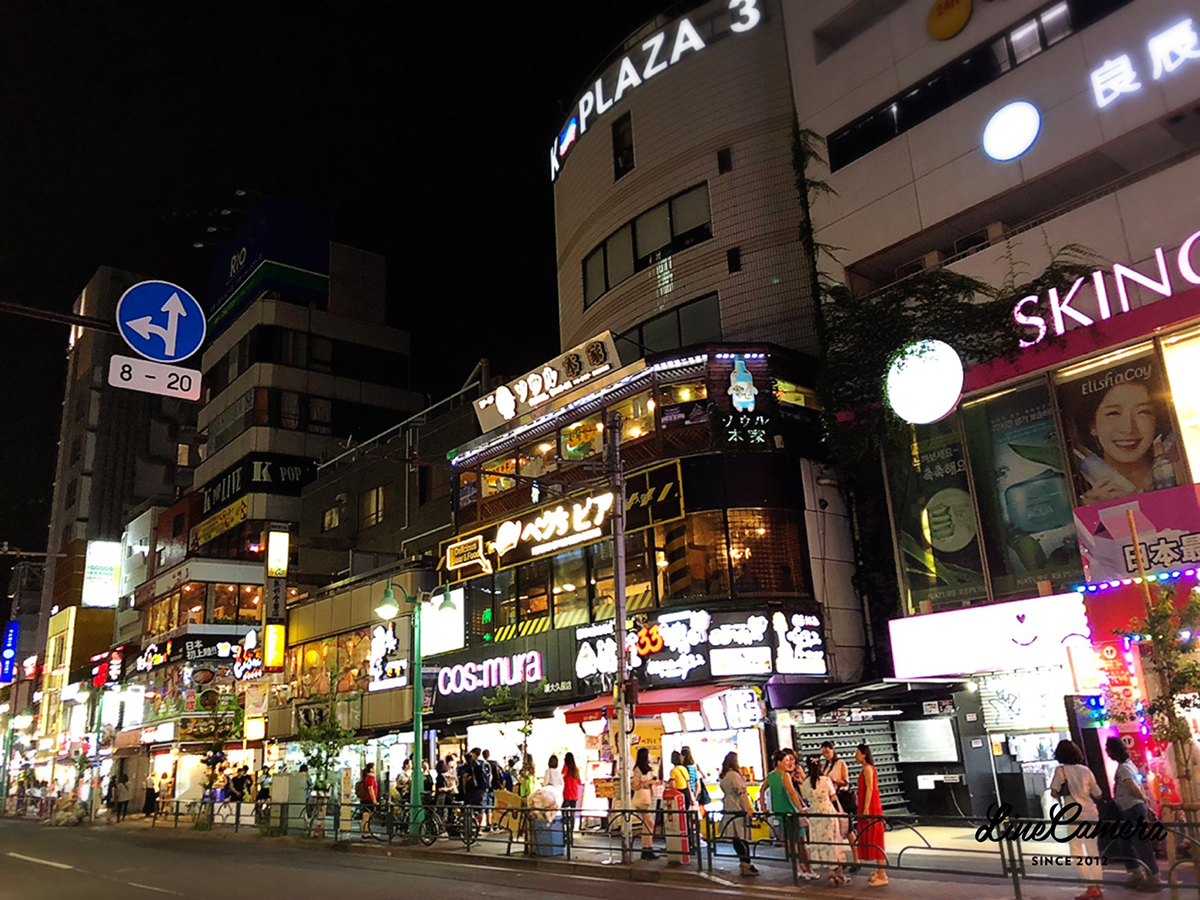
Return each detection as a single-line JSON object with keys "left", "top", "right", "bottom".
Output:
{"left": 482, "top": 455, "right": 517, "bottom": 498}
{"left": 616, "top": 294, "right": 721, "bottom": 360}
{"left": 552, "top": 548, "right": 589, "bottom": 629}
{"left": 518, "top": 558, "right": 552, "bottom": 626}
{"left": 519, "top": 439, "right": 558, "bottom": 481}
{"left": 727, "top": 509, "right": 806, "bottom": 597}
{"left": 582, "top": 183, "right": 712, "bottom": 308}
{"left": 655, "top": 511, "right": 730, "bottom": 605}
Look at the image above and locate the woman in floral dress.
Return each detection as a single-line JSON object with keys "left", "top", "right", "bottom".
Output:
{"left": 799, "top": 757, "right": 847, "bottom": 885}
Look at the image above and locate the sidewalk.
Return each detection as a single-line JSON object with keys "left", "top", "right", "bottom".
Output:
{"left": 94, "top": 813, "right": 1168, "bottom": 900}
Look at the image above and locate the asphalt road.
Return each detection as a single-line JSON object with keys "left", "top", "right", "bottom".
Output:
{"left": 0, "top": 819, "right": 746, "bottom": 900}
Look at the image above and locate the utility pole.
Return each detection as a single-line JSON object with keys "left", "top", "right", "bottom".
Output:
{"left": 606, "top": 410, "right": 633, "bottom": 864}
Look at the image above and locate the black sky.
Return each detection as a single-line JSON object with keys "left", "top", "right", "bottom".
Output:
{"left": 0, "top": 1, "right": 667, "bottom": 560}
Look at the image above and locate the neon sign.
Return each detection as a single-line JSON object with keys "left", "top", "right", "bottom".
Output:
{"left": 1, "top": 621, "right": 18, "bottom": 683}
{"left": 1092, "top": 18, "right": 1200, "bottom": 108}
{"left": 232, "top": 631, "right": 263, "bottom": 681}
{"left": 550, "top": 0, "right": 761, "bottom": 181}
{"left": 437, "top": 650, "right": 544, "bottom": 695}
{"left": 1013, "top": 225, "right": 1200, "bottom": 347}
{"left": 772, "top": 611, "right": 827, "bottom": 676}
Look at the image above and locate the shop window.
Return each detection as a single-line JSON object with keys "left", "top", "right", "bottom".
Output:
{"left": 1163, "top": 328, "right": 1200, "bottom": 480}
{"left": 178, "top": 583, "right": 205, "bottom": 626}
{"left": 727, "top": 509, "right": 805, "bottom": 597}
{"left": 773, "top": 378, "right": 821, "bottom": 410}
{"left": 481, "top": 456, "right": 517, "bottom": 497}
{"left": 655, "top": 511, "right": 730, "bottom": 605}
{"left": 612, "top": 112, "right": 635, "bottom": 180}
{"left": 561, "top": 415, "right": 604, "bottom": 462}
{"left": 238, "top": 584, "right": 261, "bottom": 624}
{"left": 642, "top": 312, "right": 680, "bottom": 354}
{"left": 962, "top": 382, "right": 1082, "bottom": 600}
{"left": 359, "top": 486, "right": 386, "bottom": 529}
{"left": 457, "top": 471, "right": 479, "bottom": 509}
{"left": 212, "top": 584, "right": 240, "bottom": 624}
{"left": 552, "top": 548, "right": 589, "bottom": 629}
{"left": 464, "top": 576, "right": 496, "bottom": 643}
{"left": 612, "top": 391, "right": 655, "bottom": 443}
{"left": 1053, "top": 343, "right": 1180, "bottom": 506}
{"left": 322, "top": 505, "right": 341, "bottom": 532}
{"left": 519, "top": 439, "right": 558, "bottom": 481}
{"left": 494, "top": 569, "right": 517, "bottom": 634}
{"left": 166, "top": 591, "right": 180, "bottom": 631}
{"left": 518, "top": 558, "right": 552, "bottom": 625}
{"left": 590, "top": 532, "right": 656, "bottom": 620}
{"left": 660, "top": 380, "right": 707, "bottom": 406}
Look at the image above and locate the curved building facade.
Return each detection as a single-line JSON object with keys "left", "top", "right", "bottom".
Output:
{"left": 553, "top": 0, "right": 819, "bottom": 359}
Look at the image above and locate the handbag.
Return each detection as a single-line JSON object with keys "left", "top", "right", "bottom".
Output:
{"left": 697, "top": 782, "right": 712, "bottom": 806}
{"left": 831, "top": 790, "right": 852, "bottom": 840}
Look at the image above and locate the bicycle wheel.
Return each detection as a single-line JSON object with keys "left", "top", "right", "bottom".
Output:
{"left": 419, "top": 812, "right": 440, "bottom": 846}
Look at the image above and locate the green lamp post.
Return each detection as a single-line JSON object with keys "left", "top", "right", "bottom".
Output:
{"left": 375, "top": 581, "right": 428, "bottom": 839}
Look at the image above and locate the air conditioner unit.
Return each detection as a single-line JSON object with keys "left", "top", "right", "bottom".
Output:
{"left": 954, "top": 222, "right": 1005, "bottom": 256}
{"left": 895, "top": 250, "right": 943, "bottom": 281}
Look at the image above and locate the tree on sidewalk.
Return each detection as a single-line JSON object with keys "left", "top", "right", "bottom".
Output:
{"left": 296, "top": 663, "right": 357, "bottom": 837}
{"left": 481, "top": 682, "right": 535, "bottom": 793}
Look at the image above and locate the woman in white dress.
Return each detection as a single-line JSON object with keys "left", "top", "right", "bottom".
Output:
{"left": 799, "top": 757, "right": 848, "bottom": 886}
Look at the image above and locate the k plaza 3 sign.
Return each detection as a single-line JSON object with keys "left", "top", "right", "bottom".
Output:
{"left": 549, "top": 0, "right": 762, "bottom": 181}
{"left": 442, "top": 461, "right": 684, "bottom": 578}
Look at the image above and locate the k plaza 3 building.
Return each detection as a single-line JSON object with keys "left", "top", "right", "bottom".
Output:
{"left": 787, "top": 0, "right": 1200, "bottom": 818}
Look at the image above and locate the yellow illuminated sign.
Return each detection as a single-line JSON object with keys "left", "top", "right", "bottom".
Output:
{"left": 928, "top": 0, "right": 972, "bottom": 41}
{"left": 266, "top": 530, "right": 289, "bottom": 578}
{"left": 263, "top": 623, "right": 286, "bottom": 672}
{"left": 244, "top": 716, "right": 266, "bottom": 742}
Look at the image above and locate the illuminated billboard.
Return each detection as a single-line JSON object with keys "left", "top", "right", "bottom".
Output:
{"left": 81, "top": 541, "right": 122, "bottom": 608}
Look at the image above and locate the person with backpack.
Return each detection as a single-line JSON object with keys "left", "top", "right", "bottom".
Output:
{"left": 356, "top": 762, "right": 378, "bottom": 836}
{"left": 483, "top": 749, "right": 503, "bottom": 830}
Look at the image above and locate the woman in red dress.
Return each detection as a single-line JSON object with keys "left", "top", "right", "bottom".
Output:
{"left": 855, "top": 744, "right": 888, "bottom": 887}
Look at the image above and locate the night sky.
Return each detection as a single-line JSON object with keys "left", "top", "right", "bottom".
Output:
{"left": 0, "top": 1, "right": 667, "bottom": 571}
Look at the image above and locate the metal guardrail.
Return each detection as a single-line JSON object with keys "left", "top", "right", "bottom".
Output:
{"left": 90, "top": 797, "right": 1200, "bottom": 897}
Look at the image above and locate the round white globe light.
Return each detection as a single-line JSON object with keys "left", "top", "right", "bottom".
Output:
{"left": 885, "top": 340, "right": 964, "bottom": 425}
{"left": 982, "top": 100, "right": 1041, "bottom": 161}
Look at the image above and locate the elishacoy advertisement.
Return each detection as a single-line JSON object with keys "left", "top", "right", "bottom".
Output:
{"left": 1054, "top": 346, "right": 1184, "bottom": 507}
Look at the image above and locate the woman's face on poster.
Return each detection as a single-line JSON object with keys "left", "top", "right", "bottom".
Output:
{"left": 1091, "top": 382, "right": 1156, "bottom": 464}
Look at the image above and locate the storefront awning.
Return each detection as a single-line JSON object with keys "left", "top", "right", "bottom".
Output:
{"left": 564, "top": 685, "right": 725, "bottom": 724}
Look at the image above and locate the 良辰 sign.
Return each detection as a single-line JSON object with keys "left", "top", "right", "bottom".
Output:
{"left": 1090, "top": 17, "right": 1200, "bottom": 110}
{"left": 473, "top": 332, "right": 618, "bottom": 432}
{"left": 1013, "top": 224, "right": 1200, "bottom": 348}
{"left": 442, "top": 460, "right": 684, "bottom": 579}
{"left": 550, "top": 0, "right": 762, "bottom": 181}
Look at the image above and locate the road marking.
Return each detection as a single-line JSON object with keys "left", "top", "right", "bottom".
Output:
{"left": 127, "top": 882, "right": 181, "bottom": 895}
{"left": 6, "top": 851, "right": 75, "bottom": 870}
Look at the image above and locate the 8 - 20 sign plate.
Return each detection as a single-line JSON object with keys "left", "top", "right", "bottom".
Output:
{"left": 108, "top": 353, "right": 202, "bottom": 401}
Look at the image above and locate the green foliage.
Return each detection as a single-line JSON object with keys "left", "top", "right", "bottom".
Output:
{"left": 790, "top": 115, "right": 1097, "bottom": 472}
{"left": 1112, "top": 584, "right": 1200, "bottom": 755}
{"left": 481, "top": 683, "right": 534, "bottom": 780}
{"left": 296, "top": 670, "right": 357, "bottom": 796}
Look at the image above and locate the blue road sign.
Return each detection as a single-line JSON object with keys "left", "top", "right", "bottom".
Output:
{"left": 115, "top": 280, "right": 207, "bottom": 363}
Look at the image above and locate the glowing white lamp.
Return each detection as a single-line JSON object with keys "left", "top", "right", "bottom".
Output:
{"left": 983, "top": 101, "right": 1041, "bottom": 161}
{"left": 885, "top": 340, "right": 964, "bottom": 425}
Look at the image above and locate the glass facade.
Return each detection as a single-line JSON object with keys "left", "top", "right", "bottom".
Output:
{"left": 887, "top": 330, "right": 1200, "bottom": 613}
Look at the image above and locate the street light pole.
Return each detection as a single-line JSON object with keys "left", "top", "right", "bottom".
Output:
{"left": 606, "top": 410, "right": 633, "bottom": 864}
{"left": 408, "top": 589, "right": 424, "bottom": 839}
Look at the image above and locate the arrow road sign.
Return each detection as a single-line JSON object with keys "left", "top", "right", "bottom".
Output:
{"left": 115, "top": 280, "right": 207, "bottom": 363}
{"left": 107, "top": 354, "right": 202, "bottom": 402}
